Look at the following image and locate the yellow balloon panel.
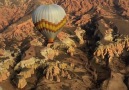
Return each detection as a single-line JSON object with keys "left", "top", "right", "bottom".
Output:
{"left": 45, "top": 22, "right": 49, "bottom": 29}
{"left": 39, "top": 24, "right": 42, "bottom": 29}
{"left": 49, "top": 24, "right": 53, "bottom": 31}
{"left": 35, "top": 16, "right": 67, "bottom": 32}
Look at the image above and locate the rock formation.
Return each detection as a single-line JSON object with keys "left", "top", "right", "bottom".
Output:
{"left": 43, "top": 61, "right": 73, "bottom": 82}
{"left": 57, "top": 31, "right": 76, "bottom": 48}
{"left": 94, "top": 19, "right": 114, "bottom": 42}
{"left": 94, "top": 36, "right": 129, "bottom": 63}
{"left": 0, "top": 50, "right": 15, "bottom": 83}
{"left": 13, "top": 57, "right": 43, "bottom": 89}
{"left": 74, "top": 27, "right": 86, "bottom": 44}
{"left": 101, "top": 72, "right": 127, "bottom": 90}
{"left": 40, "top": 47, "right": 59, "bottom": 60}
{"left": 0, "top": 0, "right": 129, "bottom": 90}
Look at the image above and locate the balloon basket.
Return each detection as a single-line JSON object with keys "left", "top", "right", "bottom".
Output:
{"left": 48, "top": 38, "right": 54, "bottom": 43}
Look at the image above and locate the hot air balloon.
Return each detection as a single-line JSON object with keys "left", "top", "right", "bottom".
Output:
{"left": 32, "top": 4, "right": 67, "bottom": 43}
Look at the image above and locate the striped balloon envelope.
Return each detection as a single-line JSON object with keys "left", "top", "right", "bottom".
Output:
{"left": 32, "top": 4, "right": 67, "bottom": 43}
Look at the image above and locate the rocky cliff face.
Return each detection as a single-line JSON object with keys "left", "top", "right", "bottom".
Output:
{"left": 0, "top": 0, "right": 129, "bottom": 90}
{"left": 0, "top": 0, "right": 129, "bottom": 38}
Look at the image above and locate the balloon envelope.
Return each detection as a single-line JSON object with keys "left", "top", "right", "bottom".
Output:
{"left": 32, "top": 4, "right": 67, "bottom": 43}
